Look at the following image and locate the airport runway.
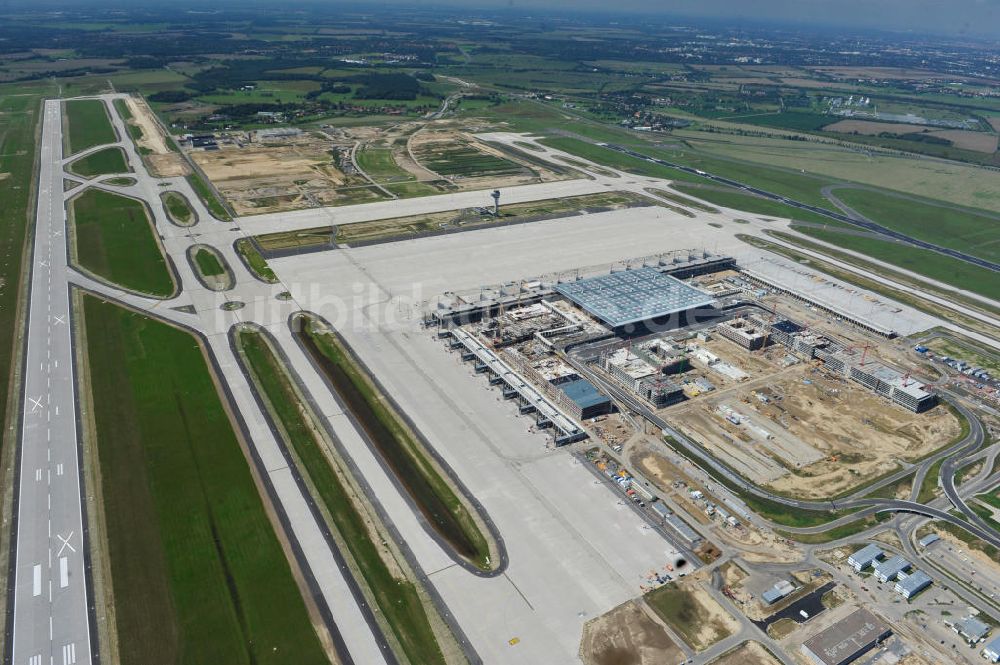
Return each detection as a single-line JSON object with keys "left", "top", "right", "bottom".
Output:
{"left": 6, "top": 100, "right": 95, "bottom": 665}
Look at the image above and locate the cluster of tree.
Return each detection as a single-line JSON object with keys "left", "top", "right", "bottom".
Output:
{"left": 349, "top": 72, "right": 423, "bottom": 100}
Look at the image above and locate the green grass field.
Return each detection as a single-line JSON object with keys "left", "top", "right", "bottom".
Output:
{"left": 236, "top": 328, "right": 447, "bottom": 665}
{"left": 161, "top": 191, "right": 194, "bottom": 225}
{"left": 64, "top": 99, "right": 117, "bottom": 154}
{"left": 355, "top": 145, "right": 413, "bottom": 182}
{"left": 539, "top": 137, "right": 704, "bottom": 182}
{"left": 295, "top": 316, "right": 493, "bottom": 570}
{"left": 670, "top": 183, "right": 842, "bottom": 226}
{"left": 80, "top": 295, "right": 329, "bottom": 665}
{"left": 235, "top": 238, "right": 277, "bottom": 282}
{"left": 186, "top": 172, "right": 231, "bottom": 221}
{"left": 193, "top": 248, "right": 225, "bottom": 276}
{"left": 0, "top": 84, "right": 53, "bottom": 460}
{"left": 795, "top": 226, "right": 1000, "bottom": 301}
{"left": 71, "top": 189, "right": 174, "bottom": 297}
{"left": 830, "top": 188, "right": 1000, "bottom": 264}
{"left": 67, "top": 147, "right": 129, "bottom": 177}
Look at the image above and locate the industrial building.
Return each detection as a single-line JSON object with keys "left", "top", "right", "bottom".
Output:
{"left": 953, "top": 615, "right": 990, "bottom": 644}
{"left": 559, "top": 379, "right": 612, "bottom": 420}
{"left": 736, "top": 310, "right": 937, "bottom": 413}
{"left": 983, "top": 634, "right": 1000, "bottom": 662}
{"left": 800, "top": 608, "right": 891, "bottom": 665}
{"left": 716, "top": 317, "right": 770, "bottom": 350}
{"left": 872, "top": 555, "right": 911, "bottom": 583}
{"left": 762, "top": 579, "right": 796, "bottom": 604}
{"left": 894, "top": 569, "right": 932, "bottom": 599}
{"left": 918, "top": 533, "right": 940, "bottom": 548}
{"left": 649, "top": 501, "right": 701, "bottom": 547}
{"left": 554, "top": 266, "right": 715, "bottom": 330}
{"left": 847, "top": 360, "right": 937, "bottom": 413}
{"left": 848, "top": 544, "right": 883, "bottom": 572}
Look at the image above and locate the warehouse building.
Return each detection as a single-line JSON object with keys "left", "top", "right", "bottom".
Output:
{"left": 554, "top": 267, "right": 715, "bottom": 331}
{"left": 894, "top": 570, "right": 932, "bottom": 599}
{"left": 953, "top": 615, "right": 990, "bottom": 644}
{"left": 801, "top": 608, "right": 891, "bottom": 665}
{"left": 762, "top": 579, "right": 796, "bottom": 605}
{"left": 848, "top": 544, "right": 883, "bottom": 572}
{"left": 983, "top": 634, "right": 1000, "bottom": 662}
{"left": 873, "top": 555, "right": 911, "bottom": 583}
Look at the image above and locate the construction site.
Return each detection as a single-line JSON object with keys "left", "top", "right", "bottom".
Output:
{"left": 433, "top": 249, "right": 959, "bottom": 500}
{"left": 182, "top": 119, "right": 576, "bottom": 215}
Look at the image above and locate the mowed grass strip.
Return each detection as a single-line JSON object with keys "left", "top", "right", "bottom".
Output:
{"left": 832, "top": 187, "right": 1000, "bottom": 264}
{"left": 670, "top": 183, "right": 840, "bottom": 226}
{"left": 71, "top": 189, "right": 174, "bottom": 297}
{"left": 794, "top": 225, "right": 1000, "bottom": 301}
{"left": 235, "top": 238, "right": 278, "bottom": 282}
{"left": 186, "top": 172, "right": 231, "bottom": 221}
{"left": 80, "top": 296, "right": 329, "bottom": 665}
{"left": 67, "top": 147, "right": 129, "bottom": 177}
{"left": 65, "top": 99, "right": 116, "bottom": 154}
{"left": 161, "top": 191, "right": 195, "bottom": 225}
{"left": 295, "top": 315, "right": 494, "bottom": 570}
{"left": 194, "top": 247, "right": 225, "bottom": 276}
{"left": 236, "top": 328, "right": 448, "bottom": 665}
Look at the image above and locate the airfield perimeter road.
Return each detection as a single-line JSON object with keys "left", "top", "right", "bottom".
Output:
{"left": 6, "top": 100, "right": 95, "bottom": 665}
{"left": 603, "top": 143, "right": 1000, "bottom": 274}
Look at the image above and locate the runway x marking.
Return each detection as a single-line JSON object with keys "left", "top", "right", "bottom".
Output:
{"left": 28, "top": 396, "right": 44, "bottom": 413}
{"left": 56, "top": 532, "right": 76, "bottom": 557}
{"left": 53, "top": 315, "right": 66, "bottom": 325}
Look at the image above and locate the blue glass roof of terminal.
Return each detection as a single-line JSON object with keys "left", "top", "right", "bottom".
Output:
{"left": 554, "top": 267, "right": 714, "bottom": 327}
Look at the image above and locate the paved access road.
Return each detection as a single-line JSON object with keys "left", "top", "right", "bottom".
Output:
{"left": 7, "top": 100, "right": 94, "bottom": 665}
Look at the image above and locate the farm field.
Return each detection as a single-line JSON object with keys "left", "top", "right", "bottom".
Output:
{"left": 79, "top": 295, "right": 329, "bottom": 665}
{"left": 235, "top": 327, "right": 450, "bottom": 665}
{"left": 70, "top": 189, "right": 175, "bottom": 297}
{"left": 64, "top": 98, "right": 117, "bottom": 154}
{"left": 412, "top": 134, "right": 528, "bottom": 178}
{"left": 293, "top": 314, "right": 494, "bottom": 571}
{"left": 67, "top": 147, "right": 129, "bottom": 177}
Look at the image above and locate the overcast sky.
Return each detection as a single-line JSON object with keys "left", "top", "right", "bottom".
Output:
{"left": 386, "top": 0, "right": 1000, "bottom": 39}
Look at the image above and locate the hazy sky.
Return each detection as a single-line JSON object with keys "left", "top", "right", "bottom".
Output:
{"left": 389, "top": 0, "right": 1000, "bottom": 39}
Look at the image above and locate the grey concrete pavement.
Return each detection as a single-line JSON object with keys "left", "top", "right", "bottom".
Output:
{"left": 8, "top": 99, "right": 94, "bottom": 665}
